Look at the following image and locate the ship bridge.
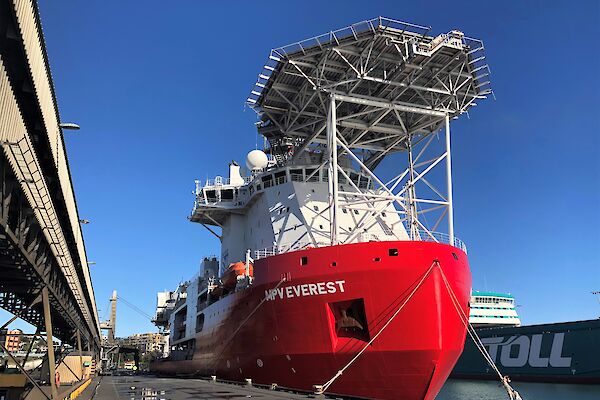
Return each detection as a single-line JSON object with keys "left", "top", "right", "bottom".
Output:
{"left": 246, "top": 17, "right": 492, "bottom": 247}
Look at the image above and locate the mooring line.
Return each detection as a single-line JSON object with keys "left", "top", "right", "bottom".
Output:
{"left": 316, "top": 260, "right": 523, "bottom": 400}
{"left": 437, "top": 263, "right": 523, "bottom": 400}
{"left": 316, "top": 261, "right": 438, "bottom": 393}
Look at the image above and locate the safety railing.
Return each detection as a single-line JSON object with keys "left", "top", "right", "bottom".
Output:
{"left": 415, "top": 230, "right": 468, "bottom": 253}
{"left": 254, "top": 240, "right": 329, "bottom": 260}
{"left": 253, "top": 230, "right": 467, "bottom": 260}
{"left": 272, "top": 17, "right": 430, "bottom": 59}
{"left": 290, "top": 173, "right": 304, "bottom": 182}
{"left": 356, "top": 233, "right": 380, "bottom": 242}
{"left": 202, "top": 176, "right": 253, "bottom": 188}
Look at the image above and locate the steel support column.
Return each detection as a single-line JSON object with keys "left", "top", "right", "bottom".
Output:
{"left": 445, "top": 114, "right": 454, "bottom": 243}
{"left": 42, "top": 287, "right": 59, "bottom": 400}
{"left": 76, "top": 329, "right": 83, "bottom": 380}
{"left": 406, "top": 133, "right": 418, "bottom": 240}
{"left": 327, "top": 94, "right": 339, "bottom": 245}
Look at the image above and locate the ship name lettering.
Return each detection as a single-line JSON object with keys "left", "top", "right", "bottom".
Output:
{"left": 265, "top": 280, "right": 346, "bottom": 301}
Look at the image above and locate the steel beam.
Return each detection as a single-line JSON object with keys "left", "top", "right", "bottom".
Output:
{"left": 327, "top": 95, "right": 339, "bottom": 245}
{"left": 445, "top": 114, "right": 454, "bottom": 243}
{"left": 332, "top": 92, "right": 447, "bottom": 117}
{"left": 76, "top": 329, "right": 83, "bottom": 380}
{"left": 42, "top": 286, "right": 59, "bottom": 400}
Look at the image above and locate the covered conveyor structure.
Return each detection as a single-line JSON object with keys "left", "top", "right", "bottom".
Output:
{"left": 0, "top": 1, "right": 101, "bottom": 399}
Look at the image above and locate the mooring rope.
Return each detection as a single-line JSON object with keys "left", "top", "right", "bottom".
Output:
{"left": 317, "top": 261, "right": 438, "bottom": 393}
{"left": 316, "top": 260, "right": 523, "bottom": 400}
{"left": 437, "top": 264, "right": 523, "bottom": 400}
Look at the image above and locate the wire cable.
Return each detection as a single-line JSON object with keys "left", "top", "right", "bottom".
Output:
{"left": 116, "top": 296, "right": 154, "bottom": 322}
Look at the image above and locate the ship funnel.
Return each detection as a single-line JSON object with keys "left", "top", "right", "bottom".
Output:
{"left": 229, "top": 161, "right": 245, "bottom": 186}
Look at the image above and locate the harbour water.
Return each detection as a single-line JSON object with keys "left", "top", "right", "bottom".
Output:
{"left": 437, "top": 379, "right": 600, "bottom": 399}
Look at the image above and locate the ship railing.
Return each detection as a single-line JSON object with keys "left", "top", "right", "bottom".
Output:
{"left": 254, "top": 240, "right": 329, "bottom": 260}
{"left": 356, "top": 232, "right": 380, "bottom": 242}
{"left": 415, "top": 229, "right": 468, "bottom": 253}
{"left": 201, "top": 176, "right": 253, "bottom": 188}
{"left": 290, "top": 173, "right": 304, "bottom": 182}
{"left": 253, "top": 230, "right": 467, "bottom": 260}
{"left": 270, "top": 17, "right": 430, "bottom": 60}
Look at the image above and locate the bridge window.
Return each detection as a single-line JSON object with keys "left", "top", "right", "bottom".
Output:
{"left": 274, "top": 171, "right": 287, "bottom": 185}
{"left": 300, "top": 256, "right": 308, "bottom": 266}
{"left": 306, "top": 169, "right": 318, "bottom": 182}
{"left": 358, "top": 177, "right": 369, "bottom": 189}
{"left": 221, "top": 189, "right": 234, "bottom": 201}
{"left": 291, "top": 169, "right": 303, "bottom": 181}
{"left": 262, "top": 175, "right": 274, "bottom": 188}
{"left": 388, "top": 248, "right": 398, "bottom": 256}
{"left": 205, "top": 190, "right": 216, "bottom": 201}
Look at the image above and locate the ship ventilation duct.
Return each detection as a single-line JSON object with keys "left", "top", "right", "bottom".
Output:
{"left": 229, "top": 161, "right": 245, "bottom": 186}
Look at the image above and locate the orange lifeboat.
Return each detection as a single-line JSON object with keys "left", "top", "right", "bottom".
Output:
{"left": 221, "top": 261, "right": 253, "bottom": 289}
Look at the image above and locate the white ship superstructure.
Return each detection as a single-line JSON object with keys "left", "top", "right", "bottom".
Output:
{"left": 192, "top": 155, "right": 431, "bottom": 268}
{"left": 468, "top": 291, "right": 521, "bottom": 327}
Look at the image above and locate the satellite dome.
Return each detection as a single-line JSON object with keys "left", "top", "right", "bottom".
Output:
{"left": 246, "top": 150, "right": 269, "bottom": 171}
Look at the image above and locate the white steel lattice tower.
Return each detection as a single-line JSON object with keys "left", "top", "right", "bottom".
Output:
{"left": 246, "top": 17, "right": 493, "bottom": 247}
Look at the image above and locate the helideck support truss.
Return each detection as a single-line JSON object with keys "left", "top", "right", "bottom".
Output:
{"left": 248, "top": 17, "right": 492, "bottom": 249}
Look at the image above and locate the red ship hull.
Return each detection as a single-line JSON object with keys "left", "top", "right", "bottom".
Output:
{"left": 151, "top": 240, "right": 471, "bottom": 400}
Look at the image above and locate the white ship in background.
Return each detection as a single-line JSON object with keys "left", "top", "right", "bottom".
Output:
{"left": 468, "top": 291, "right": 521, "bottom": 327}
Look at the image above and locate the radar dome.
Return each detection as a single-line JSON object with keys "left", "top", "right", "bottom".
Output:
{"left": 246, "top": 150, "right": 269, "bottom": 171}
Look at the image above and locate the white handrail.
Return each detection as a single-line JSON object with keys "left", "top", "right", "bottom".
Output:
{"left": 253, "top": 231, "right": 467, "bottom": 260}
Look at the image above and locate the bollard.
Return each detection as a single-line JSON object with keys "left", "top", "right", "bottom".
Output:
{"left": 313, "top": 384, "right": 324, "bottom": 394}
{"left": 270, "top": 383, "right": 278, "bottom": 390}
{"left": 210, "top": 375, "right": 217, "bottom": 382}
{"left": 245, "top": 378, "right": 252, "bottom": 386}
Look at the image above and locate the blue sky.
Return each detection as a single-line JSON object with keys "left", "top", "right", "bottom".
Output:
{"left": 4, "top": 0, "right": 597, "bottom": 337}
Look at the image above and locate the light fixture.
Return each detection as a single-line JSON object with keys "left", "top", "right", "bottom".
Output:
{"left": 59, "top": 122, "right": 80, "bottom": 130}
{"left": 79, "top": 219, "right": 90, "bottom": 224}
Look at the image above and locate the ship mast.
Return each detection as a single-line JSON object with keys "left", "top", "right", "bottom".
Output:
{"left": 247, "top": 17, "right": 493, "bottom": 246}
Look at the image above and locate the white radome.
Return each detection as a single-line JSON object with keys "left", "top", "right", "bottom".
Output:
{"left": 246, "top": 150, "right": 268, "bottom": 171}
